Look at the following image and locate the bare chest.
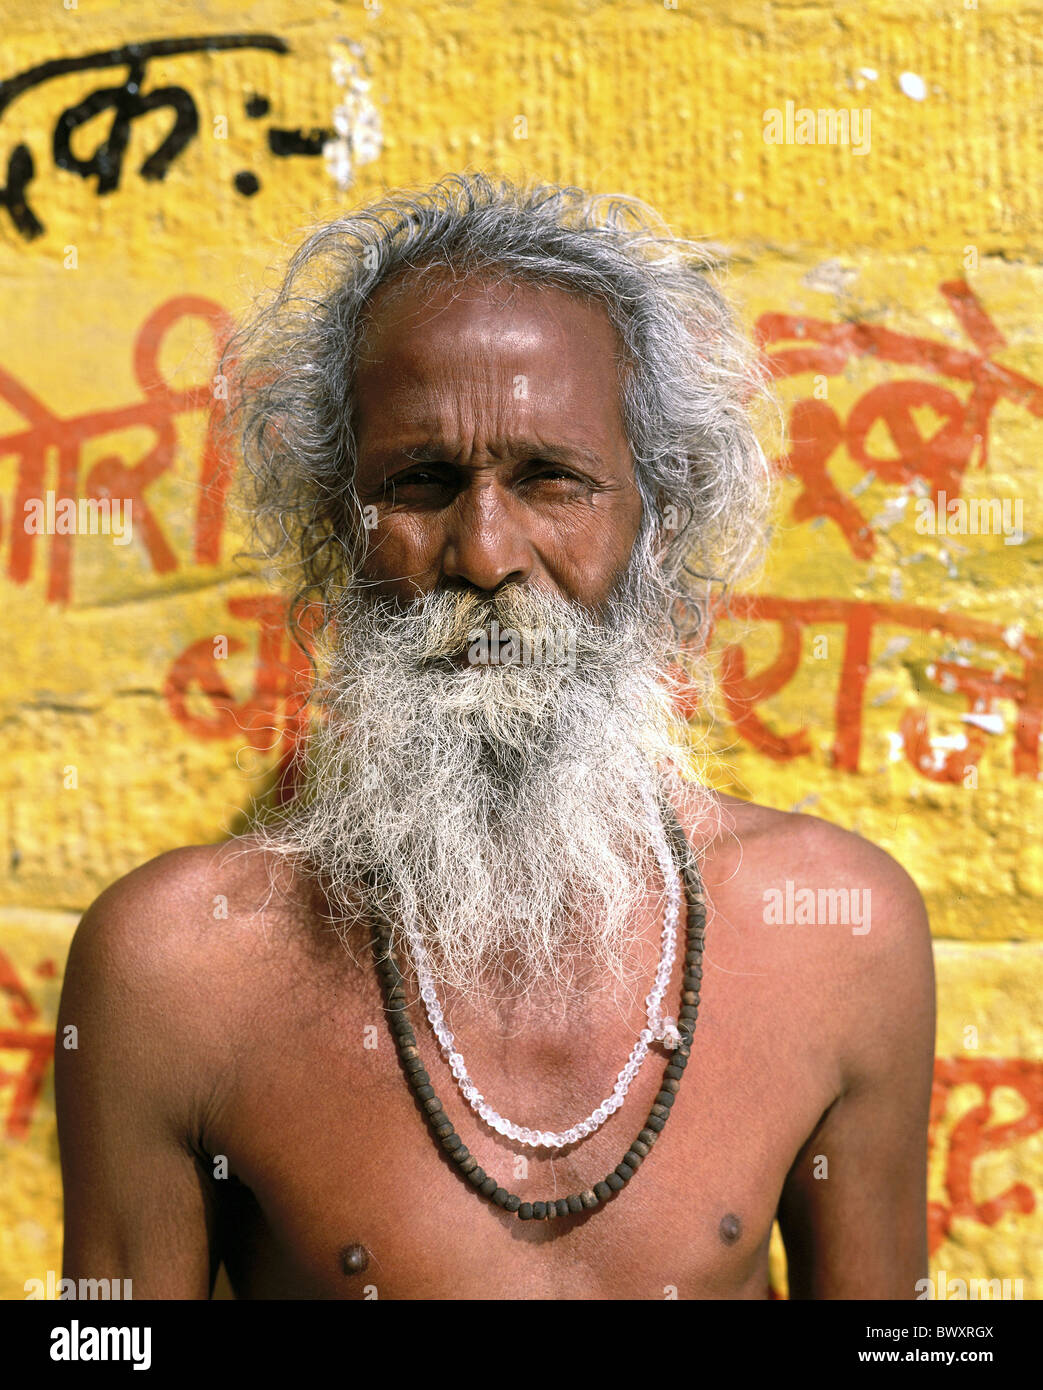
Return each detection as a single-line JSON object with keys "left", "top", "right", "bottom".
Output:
{"left": 210, "top": 949, "right": 837, "bottom": 1300}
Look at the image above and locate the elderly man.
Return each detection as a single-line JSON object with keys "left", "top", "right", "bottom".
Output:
{"left": 56, "top": 174, "right": 935, "bottom": 1300}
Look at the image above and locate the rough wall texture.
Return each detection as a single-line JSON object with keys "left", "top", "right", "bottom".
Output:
{"left": 1, "top": 0, "right": 1040, "bottom": 1300}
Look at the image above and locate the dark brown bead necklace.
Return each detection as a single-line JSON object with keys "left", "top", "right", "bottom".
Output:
{"left": 372, "top": 801, "right": 705, "bottom": 1220}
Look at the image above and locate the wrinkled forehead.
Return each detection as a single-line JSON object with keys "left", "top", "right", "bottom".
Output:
{"left": 352, "top": 267, "right": 631, "bottom": 447}
{"left": 357, "top": 262, "right": 622, "bottom": 355}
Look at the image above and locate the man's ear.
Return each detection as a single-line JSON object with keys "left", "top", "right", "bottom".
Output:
{"left": 647, "top": 500, "right": 683, "bottom": 563}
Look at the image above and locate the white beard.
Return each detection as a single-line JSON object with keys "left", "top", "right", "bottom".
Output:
{"left": 252, "top": 572, "right": 719, "bottom": 1011}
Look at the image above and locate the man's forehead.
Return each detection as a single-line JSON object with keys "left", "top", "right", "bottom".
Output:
{"left": 358, "top": 270, "right": 621, "bottom": 366}
{"left": 353, "top": 270, "right": 631, "bottom": 457}
{"left": 366, "top": 435, "right": 613, "bottom": 469}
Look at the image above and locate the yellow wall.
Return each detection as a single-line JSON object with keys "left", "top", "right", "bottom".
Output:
{"left": 1, "top": 0, "right": 1040, "bottom": 1300}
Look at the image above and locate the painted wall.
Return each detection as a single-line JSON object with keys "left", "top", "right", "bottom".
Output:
{"left": 1, "top": 0, "right": 1040, "bottom": 1300}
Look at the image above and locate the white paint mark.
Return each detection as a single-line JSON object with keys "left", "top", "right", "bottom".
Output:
{"left": 920, "top": 732, "right": 967, "bottom": 774}
{"left": 879, "top": 636, "right": 911, "bottom": 662}
{"left": 870, "top": 686, "right": 899, "bottom": 707}
{"left": 963, "top": 712, "right": 1005, "bottom": 735}
{"left": 871, "top": 495, "right": 909, "bottom": 530}
{"left": 942, "top": 733, "right": 968, "bottom": 749}
{"left": 850, "top": 469, "right": 877, "bottom": 498}
{"left": 859, "top": 67, "right": 879, "bottom": 81}
{"left": 324, "top": 39, "right": 383, "bottom": 191}
{"left": 802, "top": 259, "right": 859, "bottom": 295}
{"left": 899, "top": 71, "right": 928, "bottom": 101}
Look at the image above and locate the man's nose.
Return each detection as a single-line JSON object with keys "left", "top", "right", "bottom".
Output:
{"left": 439, "top": 482, "right": 533, "bottom": 592}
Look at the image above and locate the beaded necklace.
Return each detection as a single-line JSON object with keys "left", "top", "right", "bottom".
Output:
{"left": 372, "top": 799, "right": 705, "bottom": 1221}
{"left": 401, "top": 786, "right": 685, "bottom": 1148}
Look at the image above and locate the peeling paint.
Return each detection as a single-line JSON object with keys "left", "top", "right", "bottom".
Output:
{"left": 323, "top": 38, "right": 383, "bottom": 191}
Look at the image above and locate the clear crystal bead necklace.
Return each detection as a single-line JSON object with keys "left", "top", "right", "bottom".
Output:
{"left": 371, "top": 794, "right": 706, "bottom": 1221}
{"left": 400, "top": 785, "right": 684, "bottom": 1148}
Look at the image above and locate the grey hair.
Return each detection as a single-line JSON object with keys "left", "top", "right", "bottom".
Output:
{"left": 216, "top": 171, "right": 776, "bottom": 645}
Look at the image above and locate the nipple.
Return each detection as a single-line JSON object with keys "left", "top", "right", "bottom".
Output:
{"left": 718, "top": 1213, "right": 742, "bottom": 1245}
{"left": 339, "top": 1242, "right": 371, "bottom": 1276}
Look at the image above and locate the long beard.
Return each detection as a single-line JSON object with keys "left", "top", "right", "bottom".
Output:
{"left": 253, "top": 571, "right": 719, "bottom": 1009}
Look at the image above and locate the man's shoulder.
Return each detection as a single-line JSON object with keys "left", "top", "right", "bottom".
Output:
{"left": 688, "top": 790, "right": 932, "bottom": 981}
{"left": 690, "top": 791, "right": 935, "bottom": 1092}
{"left": 58, "top": 838, "right": 371, "bottom": 1163}
{"left": 74, "top": 837, "right": 284, "bottom": 962}
{"left": 65, "top": 836, "right": 334, "bottom": 1045}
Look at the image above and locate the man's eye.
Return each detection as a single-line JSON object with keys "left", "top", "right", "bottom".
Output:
{"left": 525, "top": 463, "right": 577, "bottom": 482}
{"left": 390, "top": 469, "right": 444, "bottom": 489}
